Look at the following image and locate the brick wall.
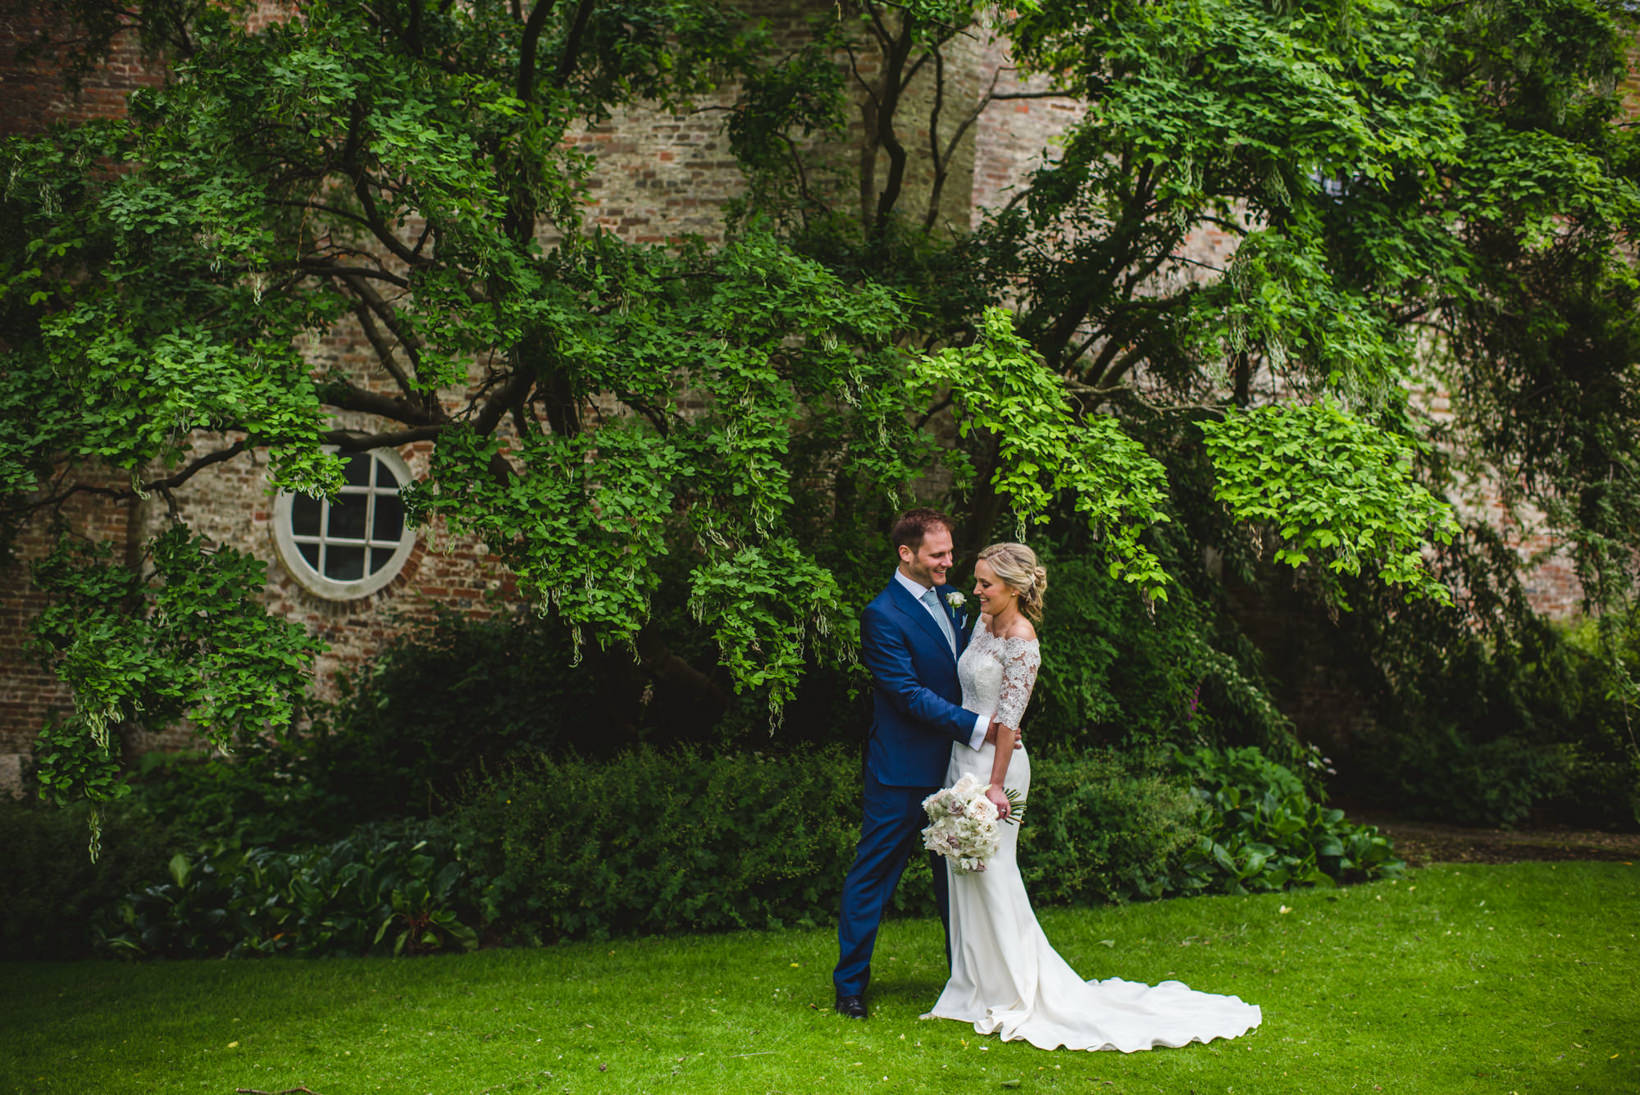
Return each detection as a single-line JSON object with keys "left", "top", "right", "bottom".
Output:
{"left": 0, "top": 8, "right": 145, "bottom": 788}
{"left": 969, "top": 23, "right": 1083, "bottom": 226}
{"left": 0, "top": 482, "right": 132, "bottom": 760}
{"left": 136, "top": 435, "right": 516, "bottom": 706}
{"left": 0, "top": 2, "right": 1611, "bottom": 793}
{"left": 0, "top": 4, "right": 161, "bottom": 136}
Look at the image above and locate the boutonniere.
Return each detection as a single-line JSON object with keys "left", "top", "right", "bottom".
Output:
{"left": 945, "top": 592, "right": 966, "bottom": 611}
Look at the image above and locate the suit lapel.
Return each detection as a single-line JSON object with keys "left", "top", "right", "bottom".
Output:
{"left": 888, "top": 578, "right": 958, "bottom": 664}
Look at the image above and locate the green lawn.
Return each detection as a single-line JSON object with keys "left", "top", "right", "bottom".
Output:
{"left": 3, "top": 862, "right": 1635, "bottom": 1094}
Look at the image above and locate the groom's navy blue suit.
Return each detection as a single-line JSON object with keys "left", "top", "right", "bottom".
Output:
{"left": 834, "top": 576, "right": 980, "bottom": 999}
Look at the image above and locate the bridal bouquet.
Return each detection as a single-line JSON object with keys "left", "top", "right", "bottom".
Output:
{"left": 920, "top": 774, "right": 1020, "bottom": 873}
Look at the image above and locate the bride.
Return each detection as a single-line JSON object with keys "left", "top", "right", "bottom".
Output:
{"left": 922, "top": 541, "right": 1263, "bottom": 1052}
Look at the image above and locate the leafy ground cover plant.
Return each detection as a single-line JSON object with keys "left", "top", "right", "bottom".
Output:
{"left": 1173, "top": 745, "right": 1404, "bottom": 894}
{"left": 98, "top": 820, "right": 481, "bottom": 959}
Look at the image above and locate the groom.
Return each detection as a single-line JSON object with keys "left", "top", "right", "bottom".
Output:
{"left": 833, "top": 508, "right": 1003, "bottom": 1019}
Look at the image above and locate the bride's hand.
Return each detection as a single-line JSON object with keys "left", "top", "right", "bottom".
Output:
{"left": 985, "top": 784, "right": 1011, "bottom": 821}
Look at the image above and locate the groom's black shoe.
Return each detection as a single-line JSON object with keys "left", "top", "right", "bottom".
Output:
{"left": 834, "top": 994, "right": 868, "bottom": 1019}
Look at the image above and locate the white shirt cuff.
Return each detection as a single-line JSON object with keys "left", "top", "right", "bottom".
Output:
{"left": 968, "top": 714, "right": 988, "bottom": 751}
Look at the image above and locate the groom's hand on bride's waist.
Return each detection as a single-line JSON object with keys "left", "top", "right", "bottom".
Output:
{"left": 983, "top": 720, "right": 1024, "bottom": 750}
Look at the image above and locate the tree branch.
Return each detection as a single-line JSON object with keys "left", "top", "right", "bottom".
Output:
{"left": 350, "top": 172, "right": 430, "bottom": 270}
{"left": 869, "top": 13, "right": 916, "bottom": 235}
{"left": 337, "top": 91, "right": 431, "bottom": 270}
{"left": 914, "top": 392, "right": 954, "bottom": 430}
{"left": 923, "top": 47, "right": 947, "bottom": 232}
{"left": 840, "top": 38, "right": 881, "bottom": 110}
{"left": 338, "top": 273, "right": 431, "bottom": 394}
{"left": 322, "top": 379, "right": 444, "bottom": 427}
{"left": 474, "top": 367, "right": 536, "bottom": 437}
{"left": 990, "top": 89, "right": 1079, "bottom": 101}
{"left": 349, "top": 300, "right": 419, "bottom": 401}
{"left": 296, "top": 261, "right": 412, "bottom": 289}
{"left": 145, "top": 441, "right": 251, "bottom": 493}
{"left": 516, "top": 0, "right": 558, "bottom": 102}
{"left": 322, "top": 425, "right": 448, "bottom": 451}
{"left": 12, "top": 441, "right": 253, "bottom": 520}
{"left": 554, "top": 0, "right": 597, "bottom": 85}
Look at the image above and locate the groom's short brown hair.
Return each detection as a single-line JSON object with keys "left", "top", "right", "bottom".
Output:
{"left": 892, "top": 508, "right": 956, "bottom": 552}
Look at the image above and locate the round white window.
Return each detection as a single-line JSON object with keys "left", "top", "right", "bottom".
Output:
{"left": 272, "top": 449, "right": 416, "bottom": 600}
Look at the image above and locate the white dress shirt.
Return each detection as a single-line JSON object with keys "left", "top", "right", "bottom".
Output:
{"left": 893, "top": 569, "right": 987, "bottom": 751}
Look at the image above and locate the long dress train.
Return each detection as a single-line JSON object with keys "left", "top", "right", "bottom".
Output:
{"left": 922, "top": 627, "right": 1263, "bottom": 1052}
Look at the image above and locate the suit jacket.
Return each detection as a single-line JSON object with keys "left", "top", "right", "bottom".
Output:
{"left": 859, "top": 577, "right": 978, "bottom": 788}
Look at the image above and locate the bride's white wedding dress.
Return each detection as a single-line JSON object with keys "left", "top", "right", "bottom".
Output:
{"left": 923, "top": 627, "right": 1263, "bottom": 1052}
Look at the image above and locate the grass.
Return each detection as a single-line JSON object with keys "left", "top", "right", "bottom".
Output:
{"left": 2, "top": 861, "right": 1635, "bottom": 1094}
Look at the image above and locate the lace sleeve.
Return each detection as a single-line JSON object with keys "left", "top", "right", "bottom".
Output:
{"left": 994, "top": 637, "right": 1041, "bottom": 732}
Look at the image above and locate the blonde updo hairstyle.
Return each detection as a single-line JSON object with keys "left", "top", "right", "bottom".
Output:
{"left": 976, "top": 542, "right": 1048, "bottom": 622}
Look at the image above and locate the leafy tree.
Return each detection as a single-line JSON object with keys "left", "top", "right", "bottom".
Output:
{"left": 741, "top": 0, "right": 1640, "bottom": 806}
{"left": 4, "top": 0, "right": 1635, "bottom": 816}
{"left": 752, "top": 0, "right": 1636, "bottom": 580}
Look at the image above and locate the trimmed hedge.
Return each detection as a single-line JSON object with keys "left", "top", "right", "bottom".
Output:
{"left": 455, "top": 744, "right": 1209, "bottom": 943}
{"left": 5, "top": 743, "right": 1402, "bottom": 958}
{"left": 456, "top": 744, "right": 866, "bottom": 941}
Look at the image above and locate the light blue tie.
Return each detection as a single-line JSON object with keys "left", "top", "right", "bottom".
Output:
{"left": 921, "top": 587, "right": 958, "bottom": 655}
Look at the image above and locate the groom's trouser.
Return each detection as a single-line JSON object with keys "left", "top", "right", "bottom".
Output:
{"left": 833, "top": 769, "right": 951, "bottom": 998}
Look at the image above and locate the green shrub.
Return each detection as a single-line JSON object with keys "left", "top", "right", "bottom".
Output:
{"left": 1018, "top": 749, "right": 1204, "bottom": 904}
{"left": 888, "top": 749, "right": 1206, "bottom": 915}
{"left": 99, "top": 819, "right": 482, "bottom": 959}
{"left": 456, "top": 744, "right": 1321, "bottom": 945}
{"left": 1173, "top": 745, "right": 1404, "bottom": 894}
{"left": 0, "top": 800, "right": 172, "bottom": 959}
{"left": 455, "top": 745, "right": 861, "bottom": 941}
{"left": 299, "top": 606, "right": 742, "bottom": 824}
{"left": 93, "top": 743, "right": 1403, "bottom": 957}
{"left": 1296, "top": 532, "right": 1640, "bottom": 830}
{"left": 123, "top": 743, "right": 346, "bottom": 851}
{"left": 1350, "top": 725, "right": 1585, "bottom": 830}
